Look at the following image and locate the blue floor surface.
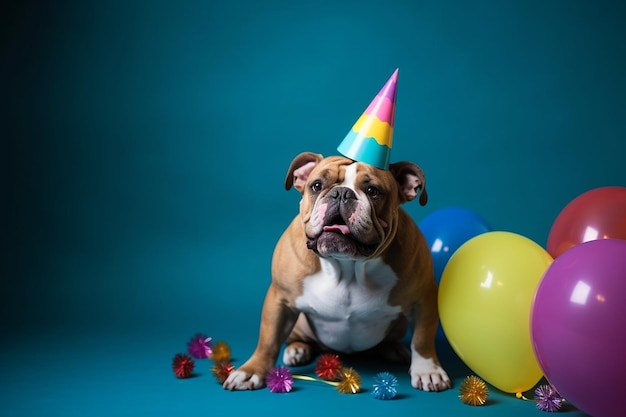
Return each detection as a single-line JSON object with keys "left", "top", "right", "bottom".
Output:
{"left": 1, "top": 326, "right": 588, "bottom": 417}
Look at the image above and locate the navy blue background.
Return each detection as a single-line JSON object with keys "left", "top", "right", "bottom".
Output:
{"left": 3, "top": 1, "right": 624, "bottom": 415}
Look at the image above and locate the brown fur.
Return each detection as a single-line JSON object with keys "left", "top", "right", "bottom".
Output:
{"left": 223, "top": 153, "right": 450, "bottom": 391}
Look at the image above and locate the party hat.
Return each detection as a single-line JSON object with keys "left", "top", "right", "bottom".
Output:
{"left": 337, "top": 69, "right": 398, "bottom": 170}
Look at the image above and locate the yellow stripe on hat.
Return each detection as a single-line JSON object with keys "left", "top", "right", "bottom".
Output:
{"left": 351, "top": 113, "right": 394, "bottom": 147}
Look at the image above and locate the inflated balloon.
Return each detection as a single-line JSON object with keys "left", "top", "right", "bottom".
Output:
{"left": 531, "top": 239, "right": 626, "bottom": 417}
{"left": 420, "top": 207, "right": 492, "bottom": 342}
{"left": 547, "top": 186, "right": 626, "bottom": 258}
{"left": 419, "top": 207, "right": 492, "bottom": 284}
{"left": 439, "top": 231, "right": 552, "bottom": 394}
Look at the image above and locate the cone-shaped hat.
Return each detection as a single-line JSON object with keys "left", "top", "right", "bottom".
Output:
{"left": 337, "top": 69, "right": 398, "bottom": 169}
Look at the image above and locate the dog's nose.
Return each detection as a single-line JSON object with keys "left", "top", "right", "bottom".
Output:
{"left": 331, "top": 187, "right": 357, "bottom": 202}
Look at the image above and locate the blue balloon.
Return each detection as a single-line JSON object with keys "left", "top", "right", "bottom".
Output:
{"left": 419, "top": 207, "right": 492, "bottom": 343}
{"left": 419, "top": 207, "right": 492, "bottom": 284}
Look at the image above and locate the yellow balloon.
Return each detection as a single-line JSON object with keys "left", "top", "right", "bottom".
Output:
{"left": 439, "top": 231, "right": 553, "bottom": 394}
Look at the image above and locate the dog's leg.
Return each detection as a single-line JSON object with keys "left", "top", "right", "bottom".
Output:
{"left": 370, "top": 315, "right": 411, "bottom": 363}
{"left": 282, "top": 314, "right": 321, "bottom": 366}
{"left": 409, "top": 295, "right": 451, "bottom": 391}
{"left": 224, "top": 285, "right": 298, "bottom": 390}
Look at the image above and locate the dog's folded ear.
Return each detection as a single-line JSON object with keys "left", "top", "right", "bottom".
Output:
{"left": 285, "top": 152, "right": 324, "bottom": 193}
{"left": 389, "top": 162, "right": 428, "bottom": 206}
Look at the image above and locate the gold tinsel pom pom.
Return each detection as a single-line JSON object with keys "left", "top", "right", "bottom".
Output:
{"left": 459, "top": 375, "right": 489, "bottom": 406}
{"left": 336, "top": 367, "right": 361, "bottom": 394}
{"left": 211, "top": 341, "right": 232, "bottom": 364}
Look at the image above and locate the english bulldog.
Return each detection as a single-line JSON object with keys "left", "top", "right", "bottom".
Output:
{"left": 224, "top": 152, "right": 451, "bottom": 391}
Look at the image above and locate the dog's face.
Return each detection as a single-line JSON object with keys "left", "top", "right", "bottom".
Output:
{"left": 285, "top": 153, "right": 428, "bottom": 260}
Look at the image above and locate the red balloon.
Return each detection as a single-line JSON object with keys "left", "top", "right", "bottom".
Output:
{"left": 547, "top": 186, "right": 626, "bottom": 258}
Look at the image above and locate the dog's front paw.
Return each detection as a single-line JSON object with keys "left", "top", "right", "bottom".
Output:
{"left": 223, "top": 369, "right": 265, "bottom": 391}
{"left": 410, "top": 357, "right": 451, "bottom": 392}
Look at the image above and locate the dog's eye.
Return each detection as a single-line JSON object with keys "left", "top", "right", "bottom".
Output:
{"left": 366, "top": 185, "right": 381, "bottom": 198}
{"left": 311, "top": 180, "right": 323, "bottom": 193}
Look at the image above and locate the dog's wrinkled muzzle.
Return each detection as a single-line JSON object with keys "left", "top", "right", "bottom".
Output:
{"left": 306, "top": 187, "right": 379, "bottom": 258}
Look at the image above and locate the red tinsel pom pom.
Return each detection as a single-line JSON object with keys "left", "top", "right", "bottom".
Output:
{"left": 211, "top": 362, "right": 235, "bottom": 384}
{"left": 315, "top": 353, "right": 343, "bottom": 381}
{"left": 172, "top": 353, "right": 195, "bottom": 378}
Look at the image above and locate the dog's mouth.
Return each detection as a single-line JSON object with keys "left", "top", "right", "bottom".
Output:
{"left": 307, "top": 216, "right": 378, "bottom": 258}
{"left": 322, "top": 215, "right": 352, "bottom": 235}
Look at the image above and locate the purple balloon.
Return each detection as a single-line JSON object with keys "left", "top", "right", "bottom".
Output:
{"left": 531, "top": 239, "right": 626, "bottom": 417}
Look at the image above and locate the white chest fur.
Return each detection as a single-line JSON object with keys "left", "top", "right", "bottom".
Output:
{"left": 295, "top": 257, "right": 402, "bottom": 352}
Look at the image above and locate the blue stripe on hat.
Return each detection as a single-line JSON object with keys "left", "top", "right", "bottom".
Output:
{"left": 337, "top": 130, "right": 391, "bottom": 170}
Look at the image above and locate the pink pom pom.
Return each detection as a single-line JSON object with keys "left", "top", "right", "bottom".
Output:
{"left": 266, "top": 366, "right": 294, "bottom": 393}
{"left": 535, "top": 385, "right": 564, "bottom": 412}
{"left": 187, "top": 333, "right": 212, "bottom": 359}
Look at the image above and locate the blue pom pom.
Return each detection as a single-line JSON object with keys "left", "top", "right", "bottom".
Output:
{"left": 372, "top": 372, "right": 398, "bottom": 400}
